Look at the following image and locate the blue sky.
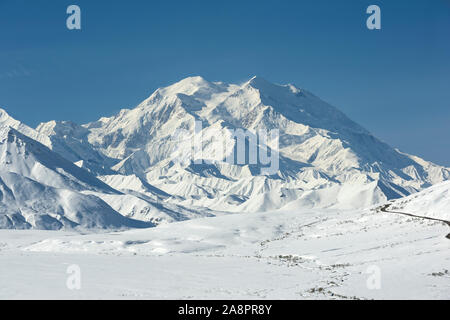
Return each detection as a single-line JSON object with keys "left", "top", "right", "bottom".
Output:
{"left": 0, "top": 0, "right": 449, "bottom": 165}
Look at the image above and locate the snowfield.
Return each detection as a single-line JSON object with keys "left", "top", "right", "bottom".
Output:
{"left": 0, "top": 206, "right": 448, "bottom": 299}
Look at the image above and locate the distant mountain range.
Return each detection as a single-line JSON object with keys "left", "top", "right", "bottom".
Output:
{"left": 1, "top": 76, "right": 448, "bottom": 229}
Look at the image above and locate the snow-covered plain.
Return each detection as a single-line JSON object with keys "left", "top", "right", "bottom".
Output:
{"left": 0, "top": 203, "right": 449, "bottom": 299}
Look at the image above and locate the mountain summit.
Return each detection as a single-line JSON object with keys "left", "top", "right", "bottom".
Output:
{"left": 33, "top": 76, "right": 449, "bottom": 213}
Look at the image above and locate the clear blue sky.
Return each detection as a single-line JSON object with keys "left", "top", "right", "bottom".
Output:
{"left": 1, "top": 0, "right": 449, "bottom": 165}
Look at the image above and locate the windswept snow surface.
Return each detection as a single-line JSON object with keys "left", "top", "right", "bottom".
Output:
{"left": 0, "top": 206, "right": 448, "bottom": 299}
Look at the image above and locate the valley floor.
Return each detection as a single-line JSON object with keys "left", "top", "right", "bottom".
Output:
{"left": 0, "top": 207, "right": 449, "bottom": 299}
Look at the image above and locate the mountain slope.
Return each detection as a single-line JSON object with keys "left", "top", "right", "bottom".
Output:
{"left": 0, "top": 171, "right": 150, "bottom": 230}
{"left": 388, "top": 180, "right": 450, "bottom": 221}
{"left": 0, "top": 125, "right": 154, "bottom": 230}
{"left": 0, "top": 126, "right": 118, "bottom": 194}
{"left": 0, "top": 124, "right": 210, "bottom": 230}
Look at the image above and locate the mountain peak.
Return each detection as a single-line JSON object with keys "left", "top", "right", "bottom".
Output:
{"left": 0, "top": 108, "right": 52, "bottom": 147}
{"left": 245, "top": 76, "right": 300, "bottom": 99}
{"left": 170, "top": 75, "right": 211, "bottom": 89}
{"left": 182, "top": 75, "right": 208, "bottom": 83}
{"left": 246, "top": 76, "right": 274, "bottom": 89}
{"left": 0, "top": 107, "right": 10, "bottom": 119}
{"left": 0, "top": 107, "right": 18, "bottom": 125}
{"left": 153, "top": 75, "right": 219, "bottom": 99}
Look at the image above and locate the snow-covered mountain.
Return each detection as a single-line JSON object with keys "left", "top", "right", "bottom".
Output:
{"left": 0, "top": 112, "right": 208, "bottom": 230}
{"left": 30, "top": 76, "right": 449, "bottom": 214}
{"left": 0, "top": 125, "right": 149, "bottom": 229}
{"left": 1, "top": 76, "right": 448, "bottom": 229}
